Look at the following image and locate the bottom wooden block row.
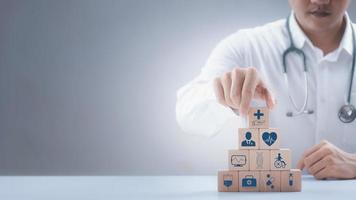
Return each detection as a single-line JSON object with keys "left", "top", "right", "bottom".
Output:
{"left": 218, "top": 169, "right": 301, "bottom": 192}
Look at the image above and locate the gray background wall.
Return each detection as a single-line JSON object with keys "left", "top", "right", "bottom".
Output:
{"left": 0, "top": 0, "right": 355, "bottom": 175}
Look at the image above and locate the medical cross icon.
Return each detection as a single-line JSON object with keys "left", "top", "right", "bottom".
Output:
{"left": 254, "top": 109, "right": 264, "bottom": 120}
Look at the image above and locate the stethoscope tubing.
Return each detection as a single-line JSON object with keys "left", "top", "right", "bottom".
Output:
{"left": 284, "top": 14, "right": 356, "bottom": 122}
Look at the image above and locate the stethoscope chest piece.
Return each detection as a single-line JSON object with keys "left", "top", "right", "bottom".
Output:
{"left": 338, "top": 104, "right": 356, "bottom": 123}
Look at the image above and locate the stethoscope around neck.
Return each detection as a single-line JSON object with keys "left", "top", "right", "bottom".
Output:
{"left": 283, "top": 14, "right": 356, "bottom": 123}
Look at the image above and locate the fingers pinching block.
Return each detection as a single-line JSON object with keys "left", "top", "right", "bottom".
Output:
{"left": 259, "top": 128, "right": 280, "bottom": 149}
{"left": 248, "top": 107, "right": 269, "bottom": 128}
{"left": 270, "top": 149, "right": 291, "bottom": 170}
{"left": 250, "top": 150, "right": 270, "bottom": 171}
{"left": 238, "top": 128, "right": 259, "bottom": 149}
{"left": 228, "top": 150, "right": 249, "bottom": 171}
{"left": 281, "top": 169, "right": 302, "bottom": 192}
{"left": 259, "top": 171, "right": 281, "bottom": 192}
{"left": 239, "top": 171, "right": 260, "bottom": 192}
{"left": 218, "top": 170, "right": 239, "bottom": 192}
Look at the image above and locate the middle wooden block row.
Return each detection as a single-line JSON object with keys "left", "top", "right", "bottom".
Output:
{"left": 229, "top": 149, "right": 291, "bottom": 171}
{"left": 239, "top": 128, "right": 280, "bottom": 150}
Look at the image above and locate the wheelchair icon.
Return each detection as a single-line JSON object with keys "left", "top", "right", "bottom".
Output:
{"left": 274, "top": 153, "right": 287, "bottom": 168}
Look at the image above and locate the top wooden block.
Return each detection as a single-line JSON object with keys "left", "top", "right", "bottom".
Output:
{"left": 248, "top": 107, "right": 269, "bottom": 128}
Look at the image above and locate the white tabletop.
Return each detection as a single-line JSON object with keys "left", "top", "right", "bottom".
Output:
{"left": 0, "top": 175, "right": 355, "bottom": 200}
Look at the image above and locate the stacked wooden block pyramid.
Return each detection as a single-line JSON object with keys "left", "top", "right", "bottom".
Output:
{"left": 218, "top": 107, "right": 301, "bottom": 192}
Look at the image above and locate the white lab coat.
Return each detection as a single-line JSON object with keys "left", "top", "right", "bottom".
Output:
{"left": 176, "top": 13, "right": 356, "bottom": 167}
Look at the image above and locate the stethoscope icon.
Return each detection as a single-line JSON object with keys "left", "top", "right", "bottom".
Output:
{"left": 283, "top": 14, "right": 356, "bottom": 123}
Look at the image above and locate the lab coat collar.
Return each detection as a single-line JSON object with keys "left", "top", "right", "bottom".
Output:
{"left": 338, "top": 12, "right": 353, "bottom": 56}
{"left": 289, "top": 11, "right": 308, "bottom": 50}
{"left": 289, "top": 11, "right": 354, "bottom": 60}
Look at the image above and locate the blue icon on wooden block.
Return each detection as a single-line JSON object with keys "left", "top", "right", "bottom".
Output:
{"left": 231, "top": 155, "right": 246, "bottom": 167}
{"left": 242, "top": 175, "right": 257, "bottom": 187}
{"left": 241, "top": 132, "right": 256, "bottom": 147}
{"left": 274, "top": 153, "right": 287, "bottom": 168}
{"left": 223, "top": 175, "right": 233, "bottom": 188}
{"left": 254, "top": 109, "right": 264, "bottom": 120}
{"left": 289, "top": 173, "right": 294, "bottom": 186}
{"left": 262, "top": 131, "right": 277, "bottom": 146}
{"left": 266, "top": 174, "right": 275, "bottom": 189}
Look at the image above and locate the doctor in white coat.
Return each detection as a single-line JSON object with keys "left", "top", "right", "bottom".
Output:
{"left": 176, "top": 0, "right": 356, "bottom": 179}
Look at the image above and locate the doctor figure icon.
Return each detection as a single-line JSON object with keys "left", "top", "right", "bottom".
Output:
{"left": 241, "top": 132, "right": 256, "bottom": 147}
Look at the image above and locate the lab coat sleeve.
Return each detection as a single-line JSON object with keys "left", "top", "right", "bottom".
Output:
{"left": 176, "top": 32, "right": 248, "bottom": 137}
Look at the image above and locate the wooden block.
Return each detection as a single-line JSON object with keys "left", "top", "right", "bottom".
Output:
{"left": 238, "top": 171, "right": 260, "bottom": 192}
{"left": 238, "top": 128, "right": 259, "bottom": 149}
{"left": 281, "top": 169, "right": 302, "bottom": 192}
{"left": 250, "top": 150, "right": 270, "bottom": 171}
{"left": 259, "top": 171, "right": 281, "bottom": 192}
{"left": 228, "top": 150, "right": 249, "bottom": 171}
{"left": 248, "top": 107, "right": 269, "bottom": 128}
{"left": 217, "top": 170, "right": 239, "bottom": 192}
{"left": 259, "top": 128, "right": 280, "bottom": 149}
{"left": 270, "top": 149, "right": 291, "bottom": 170}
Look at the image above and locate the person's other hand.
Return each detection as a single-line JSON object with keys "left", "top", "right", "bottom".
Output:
{"left": 297, "top": 140, "right": 356, "bottom": 179}
{"left": 213, "top": 67, "right": 276, "bottom": 116}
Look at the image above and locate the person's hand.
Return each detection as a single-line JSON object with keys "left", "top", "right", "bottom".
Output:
{"left": 213, "top": 67, "right": 276, "bottom": 116}
{"left": 297, "top": 140, "right": 356, "bottom": 180}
